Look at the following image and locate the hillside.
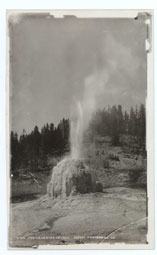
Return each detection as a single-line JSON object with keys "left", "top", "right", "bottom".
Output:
{"left": 10, "top": 134, "right": 147, "bottom": 247}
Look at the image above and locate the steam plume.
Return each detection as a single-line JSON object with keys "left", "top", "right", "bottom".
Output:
{"left": 70, "top": 69, "right": 108, "bottom": 159}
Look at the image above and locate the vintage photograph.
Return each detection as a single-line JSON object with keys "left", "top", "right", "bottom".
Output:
{"left": 8, "top": 10, "right": 153, "bottom": 248}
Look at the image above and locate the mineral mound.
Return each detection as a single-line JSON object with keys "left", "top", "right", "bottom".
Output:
{"left": 47, "top": 158, "right": 97, "bottom": 198}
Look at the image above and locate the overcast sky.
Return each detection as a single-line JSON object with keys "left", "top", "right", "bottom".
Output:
{"left": 9, "top": 14, "right": 147, "bottom": 134}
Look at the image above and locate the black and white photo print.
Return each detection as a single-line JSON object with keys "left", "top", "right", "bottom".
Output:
{"left": 7, "top": 10, "right": 154, "bottom": 249}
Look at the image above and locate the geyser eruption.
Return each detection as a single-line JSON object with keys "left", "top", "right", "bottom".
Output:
{"left": 70, "top": 70, "right": 108, "bottom": 159}
{"left": 70, "top": 100, "right": 83, "bottom": 159}
{"left": 47, "top": 70, "right": 107, "bottom": 198}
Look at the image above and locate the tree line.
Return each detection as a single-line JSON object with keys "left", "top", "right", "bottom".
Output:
{"left": 10, "top": 104, "right": 146, "bottom": 173}
{"left": 88, "top": 104, "right": 146, "bottom": 146}
{"left": 11, "top": 119, "right": 70, "bottom": 173}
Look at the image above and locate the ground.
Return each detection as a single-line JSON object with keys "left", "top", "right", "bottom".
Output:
{"left": 10, "top": 136, "right": 147, "bottom": 247}
{"left": 10, "top": 187, "right": 147, "bottom": 247}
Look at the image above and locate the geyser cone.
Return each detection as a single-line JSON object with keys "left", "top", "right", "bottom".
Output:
{"left": 47, "top": 158, "right": 96, "bottom": 198}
